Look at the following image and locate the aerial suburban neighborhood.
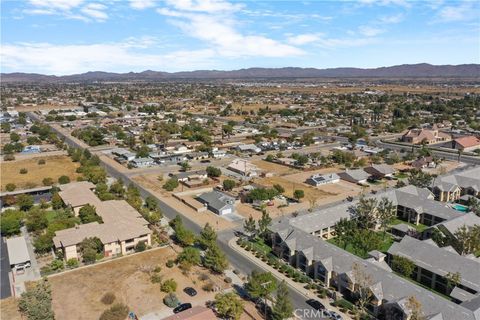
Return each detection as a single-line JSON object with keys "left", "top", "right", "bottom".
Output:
{"left": 1, "top": 1, "right": 480, "bottom": 320}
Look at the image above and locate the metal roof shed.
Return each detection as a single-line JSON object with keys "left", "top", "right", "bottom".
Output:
{"left": 6, "top": 236, "right": 31, "bottom": 268}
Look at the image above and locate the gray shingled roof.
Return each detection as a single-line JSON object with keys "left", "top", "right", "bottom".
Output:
{"left": 388, "top": 236, "right": 480, "bottom": 293}
{"left": 197, "top": 190, "right": 235, "bottom": 212}
{"left": 269, "top": 224, "right": 478, "bottom": 320}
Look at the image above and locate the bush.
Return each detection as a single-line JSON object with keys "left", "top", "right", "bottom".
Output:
{"left": 101, "top": 292, "right": 116, "bottom": 305}
{"left": 166, "top": 260, "right": 175, "bottom": 268}
{"left": 3, "top": 154, "right": 15, "bottom": 161}
{"left": 99, "top": 303, "right": 129, "bottom": 320}
{"left": 134, "top": 241, "right": 146, "bottom": 252}
{"left": 153, "top": 265, "right": 162, "bottom": 273}
{"left": 42, "top": 177, "right": 54, "bottom": 186}
{"left": 202, "top": 281, "right": 215, "bottom": 292}
{"left": 5, "top": 183, "right": 16, "bottom": 192}
{"left": 163, "top": 293, "right": 180, "bottom": 308}
{"left": 58, "top": 175, "right": 70, "bottom": 184}
{"left": 198, "top": 273, "right": 209, "bottom": 281}
{"left": 161, "top": 278, "right": 177, "bottom": 293}
{"left": 38, "top": 159, "right": 46, "bottom": 165}
{"left": 163, "top": 178, "right": 179, "bottom": 191}
{"left": 20, "top": 168, "right": 28, "bottom": 174}
{"left": 224, "top": 277, "right": 232, "bottom": 284}
{"left": 151, "top": 274, "right": 163, "bottom": 284}
{"left": 66, "top": 258, "right": 79, "bottom": 269}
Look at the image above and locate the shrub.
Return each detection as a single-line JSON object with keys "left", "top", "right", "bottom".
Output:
{"left": 3, "top": 154, "right": 15, "bottom": 161}
{"left": 134, "top": 241, "right": 146, "bottom": 252}
{"left": 151, "top": 274, "right": 163, "bottom": 284}
{"left": 58, "top": 175, "right": 70, "bottom": 184}
{"left": 42, "top": 177, "right": 54, "bottom": 186}
{"left": 163, "top": 293, "right": 179, "bottom": 308}
{"left": 166, "top": 259, "right": 175, "bottom": 268}
{"left": 153, "top": 265, "right": 162, "bottom": 273}
{"left": 5, "top": 183, "right": 16, "bottom": 192}
{"left": 198, "top": 273, "right": 209, "bottom": 281}
{"left": 202, "top": 281, "right": 215, "bottom": 292}
{"left": 101, "top": 292, "right": 116, "bottom": 305}
{"left": 20, "top": 168, "right": 28, "bottom": 174}
{"left": 162, "top": 178, "right": 179, "bottom": 191}
{"left": 161, "top": 278, "right": 177, "bottom": 293}
{"left": 224, "top": 277, "right": 232, "bottom": 284}
{"left": 66, "top": 258, "right": 79, "bottom": 269}
{"left": 99, "top": 303, "right": 129, "bottom": 320}
{"left": 38, "top": 159, "right": 46, "bottom": 165}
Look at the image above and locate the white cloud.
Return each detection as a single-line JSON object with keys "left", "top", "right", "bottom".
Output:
{"left": 358, "top": 26, "right": 385, "bottom": 36}
{"left": 28, "top": 0, "right": 84, "bottom": 11}
{"left": 1, "top": 40, "right": 216, "bottom": 75}
{"left": 436, "top": 2, "right": 477, "bottom": 22}
{"left": 129, "top": 0, "right": 156, "bottom": 10}
{"left": 156, "top": 0, "right": 303, "bottom": 58}
{"left": 81, "top": 3, "right": 108, "bottom": 21}
{"left": 25, "top": 0, "right": 108, "bottom": 22}
{"left": 287, "top": 33, "right": 323, "bottom": 45}
{"left": 379, "top": 13, "right": 404, "bottom": 24}
{"left": 358, "top": 0, "right": 411, "bottom": 7}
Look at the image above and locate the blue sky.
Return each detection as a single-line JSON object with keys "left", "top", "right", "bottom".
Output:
{"left": 1, "top": 0, "right": 479, "bottom": 75}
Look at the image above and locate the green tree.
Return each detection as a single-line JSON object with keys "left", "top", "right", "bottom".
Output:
{"left": 0, "top": 209, "right": 23, "bottom": 236}
{"left": 203, "top": 243, "right": 228, "bottom": 273}
{"left": 10, "top": 132, "right": 20, "bottom": 143}
{"left": 51, "top": 193, "right": 64, "bottom": 209}
{"left": 245, "top": 270, "right": 277, "bottom": 301}
{"left": 18, "top": 279, "right": 55, "bottom": 320}
{"left": 351, "top": 196, "right": 378, "bottom": 229}
{"left": 454, "top": 225, "right": 480, "bottom": 255}
{"left": 78, "top": 204, "right": 102, "bottom": 224}
{"left": 377, "top": 197, "right": 396, "bottom": 238}
{"left": 174, "top": 225, "right": 196, "bottom": 247}
{"left": 145, "top": 196, "right": 158, "bottom": 211}
{"left": 42, "top": 177, "right": 54, "bottom": 186}
{"left": 25, "top": 207, "right": 48, "bottom": 232}
{"left": 206, "top": 166, "right": 222, "bottom": 178}
{"left": 198, "top": 223, "right": 217, "bottom": 249}
{"left": 272, "top": 280, "right": 293, "bottom": 320}
{"left": 334, "top": 218, "right": 356, "bottom": 249}
{"left": 177, "top": 246, "right": 201, "bottom": 271}
{"left": 79, "top": 237, "right": 103, "bottom": 263}
{"left": 163, "top": 178, "right": 179, "bottom": 191}
{"left": 161, "top": 278, "right": 178, "bottom": 293}
{"left": 408, "top": 169, "right": 434, "bottom": 188}
{"left": 272, "top": 184, "right": 285, "bottom": 194}
{"left": 446, "top": 271, "right": 462, "bottom": 291}
{"left": 17, "top": 194, "right": 34, "bottom": 211}
{"left": 258, "top": 210, "right": 272, "bottom": 237}
{"left": 293, "top": 189, "right": 304, "bottom": 201}
{"left": 58, "top": 175, "right": 70, "bottom": 184}
{"left": 391, "top": 255, "right": 416, "bottom": 278}
{"left": 180, "top": 161, "right": 191, "bottom": 171}
{"left": 215, "top": 292, "right": 244, "bottom": 320}
{"left": 223, "top": 179, "right": 236, "bottom": 191}
{"left": 405, "top": 296, "right": 425, "bottom": 320}
{"left": 243, "top": 215, "right": 257, "bottom": 239}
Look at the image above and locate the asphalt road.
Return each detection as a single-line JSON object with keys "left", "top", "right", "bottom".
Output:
{"left": 0, "top": 238, "right": 12, "bottom": 299}
{"left": 36, "top": 113, "right": 325, "bottom": 319}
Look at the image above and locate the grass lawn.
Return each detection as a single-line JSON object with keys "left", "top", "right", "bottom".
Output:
{"left": 249, "top": 237, "right": 272, "bottom": 255}
{"left": 390, "top": 218, "right": 429, "bottom": 232}
{"left": 394, "top": 172, "right": 408, "bottom": 179}
{"left": 327, "top": 233, "right": 394, "bottom": 259}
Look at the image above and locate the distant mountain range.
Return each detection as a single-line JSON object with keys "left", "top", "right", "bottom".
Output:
{"left": 1, "top": 63, "right": 479, "bottom": 83}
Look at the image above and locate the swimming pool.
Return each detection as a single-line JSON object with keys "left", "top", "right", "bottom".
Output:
{"left": 452, "top": 204, "right": 469, "bottom": 212}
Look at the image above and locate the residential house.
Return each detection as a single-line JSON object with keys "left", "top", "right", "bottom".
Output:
{"left": 306, "top": 173, "right": 340, "bottom": 187}
{"left": 22, "top": 145, "right": 41, "bottom": 153}
{"left": 339, "top": 169, "right": 370, "bottom": 184}
{"left": 196, "top": 190, "right": 235, "bottom": 215}
{"left": 364, "top": 164, "right": 395, "bottom": 180}
{"left": 452, "top": 136, "right": 480, "bottom": 152}
{"left": 6, "top": 236, "right": 31, "bottom": 273}
{"left": 411, "top": 156, "right": 436, "bottom": 169}
{"left": 162, "top": 306, "right": 216, "bottom": 320}
{"left": 130, "top": 157, "right": 154, "bottom": 168}
{"left": 402, "top": 126, "right": 451, "bottom": 145}
{"left": 236, "top": 144, "right": 262, "bottom": 154}
{"left": 227, "top": 159, "right": 259, "bottom": 177}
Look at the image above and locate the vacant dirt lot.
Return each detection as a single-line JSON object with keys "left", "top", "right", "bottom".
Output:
{"left": 49, "top": 246, "right": 229, "bottom": 320}
{"left": 251, "top": 159, "right": 300, "bottom": 176}
{"left": 0, "top": 155, "right": 80, "bottom": 191}
{"left": 0, "top": 297, "right": 22, "bottom": 320}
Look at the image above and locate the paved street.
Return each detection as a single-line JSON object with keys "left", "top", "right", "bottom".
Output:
{"left": 0, "top": 237, "right": 12, "bottom": 299}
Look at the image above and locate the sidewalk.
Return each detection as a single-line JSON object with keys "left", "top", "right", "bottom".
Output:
{"left": 228, "top": 238, "right": 351, "bottom": 320}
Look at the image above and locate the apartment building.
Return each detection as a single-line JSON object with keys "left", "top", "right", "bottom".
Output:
{"left": 432, "top": 167, "right": 480, "bottom": 202}
{"left": 53, "top": 182, "right": 151, "bottom": 261}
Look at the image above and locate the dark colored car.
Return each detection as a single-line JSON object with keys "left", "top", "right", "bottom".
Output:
{"left": 173, "top": 303, "right": 192, "bottom": 314}
{"left": 200, "top": 159, "right": 211, "bottom": 163}
{"left": 183, "top": 287, "right": 197, "bottom": 297}
{"left": 306, "top": 299, "right": 325, "bottom": 310}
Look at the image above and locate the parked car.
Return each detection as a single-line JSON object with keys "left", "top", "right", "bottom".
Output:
{"left": 183, "top": 287, "right": 197, "bottom": 297}
{"left": 306, "top": 299, "right": 325, "bottom": 310}
{"left": 327, "top": 310, "right": 342, "bottom": 320}
{"left": 200, "top": 159, "right": 211, "bottom": 163}
{"left": 173, "top": 303, "right": 192, "bottom": 314}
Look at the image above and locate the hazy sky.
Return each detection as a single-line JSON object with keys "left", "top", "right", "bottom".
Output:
{"left": 1, "top": 0, "right": 479, "bottom": 75}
